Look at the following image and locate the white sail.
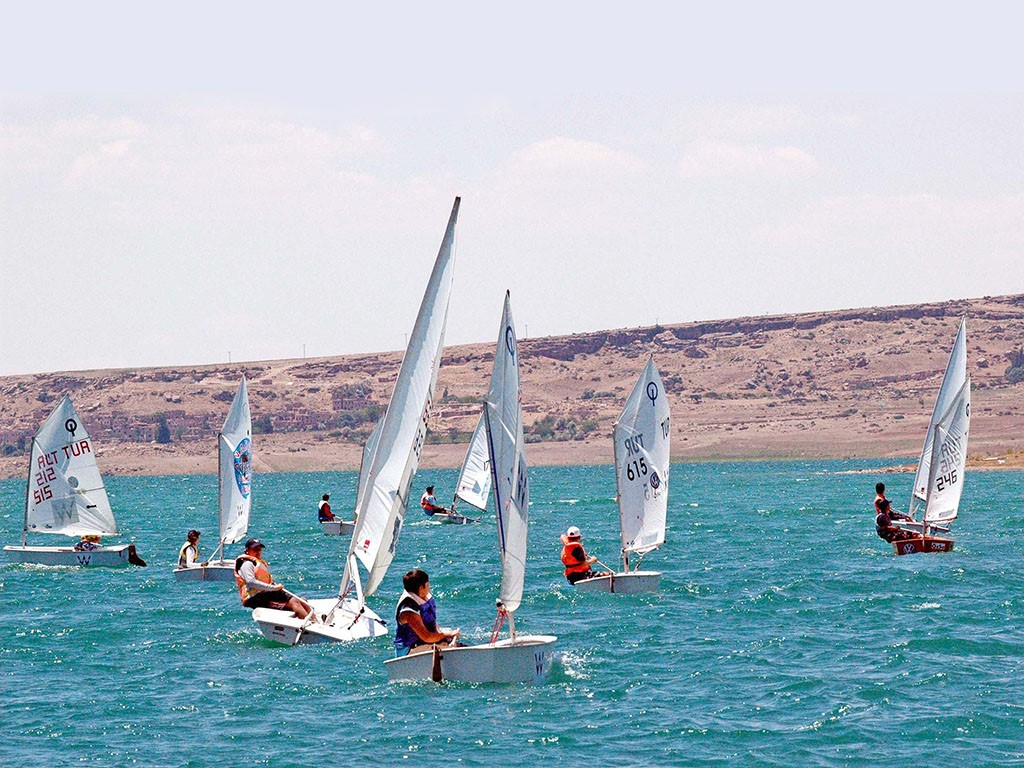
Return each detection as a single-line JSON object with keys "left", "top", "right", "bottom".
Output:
{"left": 353, "top": 418, "right": 384, "bottom": 516}
{"left": 910, "top": 319, "right": 969, "bottom": 521}
{"left": 218, "top": 376, "right": 252, "bottom": 546}
{"left": 486, "top": 292, "right": 529, "bottom": 613}
{"left": 453, "top": 413, "right": 492, "bottom": 511}
{"left": 614, "top": 357, "right": 671, "bottom": 556}
{"left": 24, "top": 396, "right": 117, "bottom": 537}
{"left": 343, "top": 196, "right": 460, "bottom": 598}
{"left": 921, "top": 377, "right": 971, "bottom": 527}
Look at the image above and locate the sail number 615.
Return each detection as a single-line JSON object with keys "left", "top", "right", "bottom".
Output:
{"left": 626, "top": 458, "right": 648, "bottom": 481}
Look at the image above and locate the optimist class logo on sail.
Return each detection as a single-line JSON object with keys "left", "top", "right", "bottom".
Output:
{"left": 233, "top": 437, "right": 252, "bottom": 498}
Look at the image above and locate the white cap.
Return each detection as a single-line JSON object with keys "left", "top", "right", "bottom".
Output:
{"left": 566, "top": 526, "right": 581, "bottom": 539}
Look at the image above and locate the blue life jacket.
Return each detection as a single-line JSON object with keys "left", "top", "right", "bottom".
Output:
{"left": 394, "top": 595, "right": 438, "bottom": 651}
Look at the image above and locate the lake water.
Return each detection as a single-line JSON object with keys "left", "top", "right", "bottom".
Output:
{"left": 2, "top": 460, "right": 1023, "bottom": 767}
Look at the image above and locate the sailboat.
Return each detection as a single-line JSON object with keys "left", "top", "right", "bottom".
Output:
{"left": 384, "top": 292, "right": 557, "bottom": 683}
{"left": 252, "top": 196, "right": 460, "bottom": 644}
{"left": 893, "top": 318, "right": 970, "bottom": 555}
{"left": 4, "top": 396, "right": 146, "bottom": 567}
{"left": 575, "top": 356, "right": 670, "bottom": 593}
{"left": 439, "top": 413, "right": 490, "bottom": 524}
{"left": 174, "top": 376, "right": 253, "bottom": 581}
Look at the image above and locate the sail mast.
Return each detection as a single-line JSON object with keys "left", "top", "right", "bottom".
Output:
{"left": 21, "top": 440, "right": 34, "bottom": 547}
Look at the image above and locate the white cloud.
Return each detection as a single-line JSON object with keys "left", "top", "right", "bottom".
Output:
{"left": 759, "top": 193, "right": 1024, "bottom": 251}
{"left": 506, "top": 137, "right": 645, "bottom": 175}
{"left": 679, "top": 141, "right": 819, "bottom": 179}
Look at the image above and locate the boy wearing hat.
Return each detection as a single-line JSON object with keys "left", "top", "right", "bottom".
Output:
{"left": 234, "top": 538, "right": 316, "bottom": 620}
{"left": 560, "top": 526, "right": 601, "bottom": 584}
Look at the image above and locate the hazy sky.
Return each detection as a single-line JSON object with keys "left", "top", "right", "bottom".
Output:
{"left": 2, "top": 2, "right": 1023, "bottom": 375}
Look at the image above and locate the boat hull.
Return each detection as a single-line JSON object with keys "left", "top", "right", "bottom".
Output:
{"left": 893, "top": 536, "right": 954, "bottom": 556}
{"left": 173, "top": 559, "right": 236, "bottom": 581}
{"left": 574, "top": 571, "right": 661, "bottom": 593}
{"left": 435, "top": 513, "right": 477, "bottom": 525}
{"left": 384, "top": 634, "right": 557, "bottom": 683}
{"left": 252, "top": 597, "right": 388, "bottom": 645}
{"left": 4, "top": 544, "right": 141, "bottom": 567}
{"left": 321, "top": 520, "right": 355, "bottom": 536}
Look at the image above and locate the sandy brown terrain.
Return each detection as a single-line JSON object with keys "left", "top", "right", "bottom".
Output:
{"left": 2, "top": 294, "right": 1023, "bottom": 478}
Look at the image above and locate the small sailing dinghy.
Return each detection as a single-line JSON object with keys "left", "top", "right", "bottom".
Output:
{"left": 253, "top": 197, "right": 460, "bottom": 645}
{"left": 174, "top": 376, "right": 253, "bottom": 581}
{"left": 893, "top": 318, "right": 970, "bottom": 556}
{"left": 440, "top": 413, "right": 490, "bottom": 524}
{"left": 575, "top": 356, "right": 670, "bottom": 593}
{"left": 385, "top": 292, "right": 556, "bottom": 683}
{"left": 4, "top": 395, "right": 145, "bottom": 567}
{"left": 321, "top": 426, "right": 386, "bottom": 537}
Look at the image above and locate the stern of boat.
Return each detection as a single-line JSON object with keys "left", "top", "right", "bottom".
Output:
{"left": 321, "top": 520, "right": 355, "bottom": 536}
{"left": 574, "top": 571, "right": 661, "bottom": 594}
{"left": 893, "top": 536, "right": 954, "bottom": 556}
{"left": 384, "top": 634, "right": 557, "bottom": 684}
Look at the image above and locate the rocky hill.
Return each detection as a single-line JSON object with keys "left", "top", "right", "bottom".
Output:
{"left": 2, "top": 294, "right": 1023, "bottom": 477}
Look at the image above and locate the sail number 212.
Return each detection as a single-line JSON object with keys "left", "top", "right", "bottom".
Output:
{"left": 936, "top": 469, "right": 958, "bottom": 491}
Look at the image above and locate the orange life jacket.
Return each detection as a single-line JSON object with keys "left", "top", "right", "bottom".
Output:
{"left": 561, "top": 542, "right": 591, "bottom": 577}
{"left": 235, "top": 554, "right": 273, "bottom": 604}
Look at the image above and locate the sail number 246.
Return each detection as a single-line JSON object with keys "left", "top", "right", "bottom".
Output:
{"left": 936, "top": 469, "right": 958, "bottom": 491}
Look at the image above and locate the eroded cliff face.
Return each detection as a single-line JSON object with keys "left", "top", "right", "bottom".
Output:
{"left": 2, "top": 294, "right": 1023, "bottom": 476}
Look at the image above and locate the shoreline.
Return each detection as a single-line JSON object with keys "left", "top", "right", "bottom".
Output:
{"left": 2, "top": 433, "right": 1021, "bottom": 479}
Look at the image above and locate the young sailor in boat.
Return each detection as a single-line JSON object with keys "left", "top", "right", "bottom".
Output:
{"left": 178, "top": 529, "right": 208, "bottom": 569}
{"left": 560, "top": 526, "right": 606, "bottom": 584}
{"left": 393, "top": 569, "right": 460, "bottom": 657}
{"left": 317, "top": 494, "right": 335, "bottom": 522}
{"left": 420, "top": 486, "right": 450, "bottom": 517}
{"left": 874, "top": 483, "right": 913, "bottom": 524}
{"left": 235, "top": 538, "right": 317, "bottom": 620}
{"left": 874, "top": 485, "right": 920, "bottom": 543}
{"left": 73, "top": 534, "right": 102, "bottom": 552}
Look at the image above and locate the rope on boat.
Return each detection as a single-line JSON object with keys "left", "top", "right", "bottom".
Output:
{"left": 489, "top": 604, "right": 507, "bottom": 644}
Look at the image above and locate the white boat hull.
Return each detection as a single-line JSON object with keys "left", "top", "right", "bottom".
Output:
{"left": 384, "top": 634, "right": 557, "bottom": 683}
{"left": 574, "top": 571, "right": 661, "bottom": 594}
{"left": 173, "top": 559, "right": 236, "bottom": 582}
{"left": 252, "top": 597, "right": 388, "bottom": 645}
{"left": 321, "top": 520, "right": 355, "bottom": 535}
{"left": 4, "top": 544, "right": 139, "bottom": 568}
{"left": 435, "top": 512, "right": 477, "bottom": 525}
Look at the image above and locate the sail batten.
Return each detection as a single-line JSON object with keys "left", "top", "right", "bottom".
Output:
{"left": 614, "top": 357, "right": 671, "bottom": 557}
{"left": 343, "top": 197, "right": 460, "bottom": 599}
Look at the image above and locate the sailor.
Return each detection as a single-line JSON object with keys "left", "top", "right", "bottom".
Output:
{"left": 420, "top": 486, "right": 449, "bottom": 516}
{"left": 317, "top": 493, "right": 335, "bottom": 522}
{"left": 874, "top": 482, "right": 912, "bottom": 523}
{"left": 178, "top": 529, "right": 208, "bottom": 568}
{"left": 393, "top": 568, "right": 459, "bottom": 657}
{"left": 234, "top": 538, "right": 316, "bottom": 620}
{"left": 73, "top": 534, "right": 102, "bottom": 552}
{"left": 560, "top": 526, "right": 602, "bottom": 584}
{"left": 874, "top": 497, "right": 919, "bottom": 543}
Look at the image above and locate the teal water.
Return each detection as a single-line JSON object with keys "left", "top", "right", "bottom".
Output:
{"left": 2, "top": 460, "right": 1023, "bottom": 767}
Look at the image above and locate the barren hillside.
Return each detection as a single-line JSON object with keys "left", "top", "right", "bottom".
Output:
{"left": 2, "top": 294, "right": 1023, "bottom": 477}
